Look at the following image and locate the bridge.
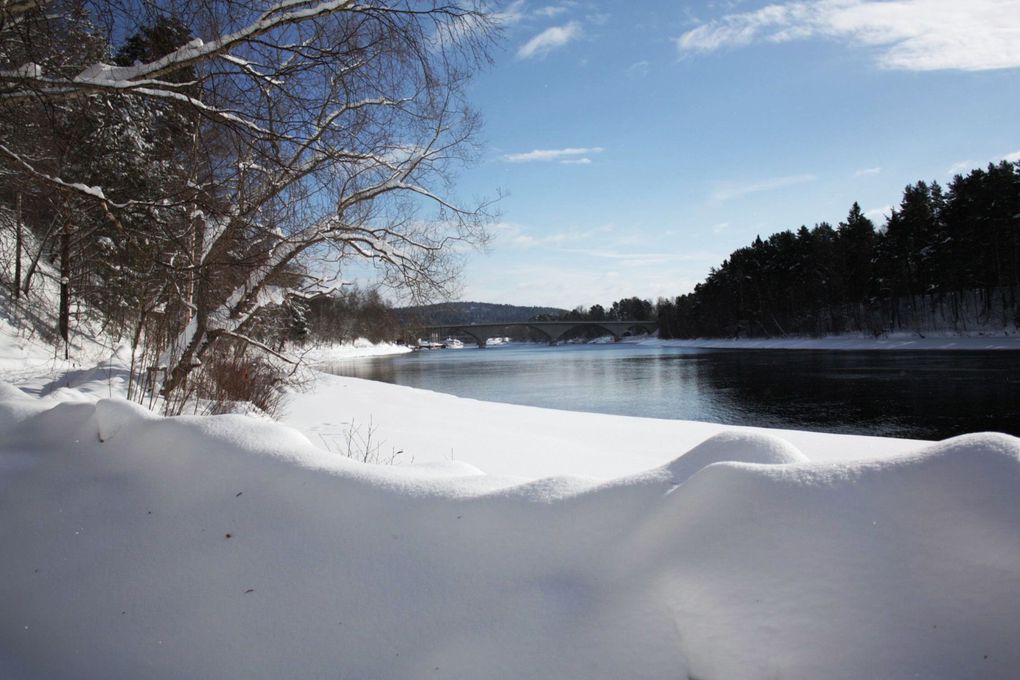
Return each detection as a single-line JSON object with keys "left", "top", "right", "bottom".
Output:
{"left": 413, "top": 320, "right": 658, "bottom": 347}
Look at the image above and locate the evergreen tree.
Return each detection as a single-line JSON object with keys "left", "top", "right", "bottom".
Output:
{"left": 836, "top": 202, "right": 876, "bottom": 303}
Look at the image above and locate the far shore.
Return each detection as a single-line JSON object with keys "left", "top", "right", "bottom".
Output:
{"left": 300, "top": 331, "right": 1020, "bottom": 362}
{"left": 639, "top": 333, "right": 1020, "bottom": 351}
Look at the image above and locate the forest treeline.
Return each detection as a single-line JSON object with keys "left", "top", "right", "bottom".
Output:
{"left": 658, "top": 161, "right": 1020, "bottom": 338}
{"left": 534, "top": 296, "right": 655, "bottom": 323}
{"left": 598, "top": 161, "right": 1019, "bottom": 339}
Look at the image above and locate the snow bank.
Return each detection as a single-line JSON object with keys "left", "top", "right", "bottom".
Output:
{"left": 283, "top": 373, "right": 925, "bottom": 480}
{"left": 298, "top": 338, "right": 412, "bottom": 363}
{"left": 1, "top": 387, "right": 1017, "bottom": 679}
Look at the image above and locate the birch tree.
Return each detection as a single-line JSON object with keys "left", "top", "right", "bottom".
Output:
{"left": 1, "top": 0, "right": 496, "bottom": 398}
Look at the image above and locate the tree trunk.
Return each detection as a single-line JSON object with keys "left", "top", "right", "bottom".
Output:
{"left": 13, "top": 192, "right": 21, "bottom": 299}
{"left": 59, "top": 216, "right": 71, "bottom": 359}
{"left": 162, "top": 222, "right": 313, "bottom": 395}
{"left": 161, "top": 271, "right": 211, "bottom": 398}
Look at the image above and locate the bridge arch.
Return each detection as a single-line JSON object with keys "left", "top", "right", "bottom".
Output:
{"left": 523, "top": 324, "right": 561, "bottom": 344}
{"left": 446, "top": 326, "right": 488, "bottom": 347}
{"left": 528, "top": 322, "right": 612, "bottom": 344}
{"left": 617, "top": 321, "right": 658, "bottom": 338}
{"left": 413, "top": 320, "right": 658, "bottom": 347}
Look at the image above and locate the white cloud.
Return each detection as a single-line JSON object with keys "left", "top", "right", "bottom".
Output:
{"left": 676, "top": 0, "right": 1020, "bottom": 72}
{"left": 626, "top": 60, "right": 650, "bottom": 79}
{"left": 854, "top": 166, "right": 881, "bottom": 176}
{"left": 946, "top": 159, "right": 975, "bottom": 176}
{"left": 502, "top": 146, "right": 604, "bottom": 162}
{"left": 462, "top": 260, "right": 702, "bottom": 308}
{"left": 564, "top": 248, "right": 719, "bottom": 265}
{"left": 494, "top": 223, "right": 644, "bottom": 258}
{"left": 489, "top": 222, "right": 534, "bottom": 248}
{"left": 559, "top": 157, "right": 592, "bottom": 165}
{"left": 517, "top": 21, "right": 582, "bottom": 59}
{"left": 947, "top": 150, "right": 1020, "bottom": 176}
{"left": 498, "top": 1, "right": 580, "bottom": 26}
{"left": 535, "top": 5, "right": 570, "bottom": 18}
{"left": 711, "top": 173, "right": 817, "bottom": 202}
{"left": 492, "top": 223, "right": 603, "bottom": 250}
{"left": 864, "top": 205, "right": 893, "bottom": 223}
{"left": 493, "top": 0, "right": 527, "bottom": 26}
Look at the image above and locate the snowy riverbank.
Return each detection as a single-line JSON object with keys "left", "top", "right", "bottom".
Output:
{"left": 636, "top": 333, "right": 1020, "bottom": 351}
{"left": 1, "top": 339, "right": 1018, "bottom": 679}
{"left": 282, "top": 372, "right": 926, "bottom": 480}
{"left": 296, "top": 338, "right": 412, "bottom": 362}
{"left": 1, "top": 370, "right": 1018, "bottom": 679}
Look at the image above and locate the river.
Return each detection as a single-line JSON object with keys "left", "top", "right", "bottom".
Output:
{"left": 318, "top": 342, "right": 1020, "bottom": 440}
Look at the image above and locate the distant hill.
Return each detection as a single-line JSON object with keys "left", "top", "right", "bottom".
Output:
{"left": 396, "top": 301, "right": 567, "bottom": 326}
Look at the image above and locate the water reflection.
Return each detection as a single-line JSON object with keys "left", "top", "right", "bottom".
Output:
{"left": 319, "top": 344, "right": 1020, "bottom": 439}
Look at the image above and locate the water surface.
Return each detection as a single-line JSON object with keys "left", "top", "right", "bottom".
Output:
{"left": 319, "top": 343, "right": 1020, "bottom": 440}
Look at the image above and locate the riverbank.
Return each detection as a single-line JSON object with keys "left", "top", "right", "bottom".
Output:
{"left": 2, "top": 361, "right": 1018, "bottom": 679}
{"left": 294, "top": 338, "right": 412, "bottom": 362}
{"left": 638, "top": 333, "right": 1020, "bottom": 351}
{"left": 1, "top": 330, "right": 1018, "bottom": 679}
{"left": 282, "top": 371, "right": 926, "bottom": 480}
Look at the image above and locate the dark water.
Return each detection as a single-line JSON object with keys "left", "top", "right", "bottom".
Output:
{"left": 319, "top": 344, "right": 1020, "bottom": 440}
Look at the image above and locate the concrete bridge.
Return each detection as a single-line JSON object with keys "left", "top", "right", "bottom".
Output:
{"left": 415, "top": 320, "right": 658, "bottom": 347}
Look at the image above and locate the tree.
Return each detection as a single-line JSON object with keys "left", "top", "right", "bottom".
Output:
{"left": 656, "top": 163, "right": 1020, "bottom": 339}
{"left": 608, "top": 296, "right": 653, "bottom": 321}
{"left": 879, "top": 181, "right": 943, "bottom": 297}
{"left": 1, "top": 0, "right": 497, "bottom": 400}
{"left": 836, "top": 202, "right": 876, "bottom": 303}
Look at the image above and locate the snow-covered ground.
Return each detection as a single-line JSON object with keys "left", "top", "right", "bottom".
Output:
{"left": 282, "top": 372, "right": 926, "bottom": 480}
{"left": 296, "top": 338, "right": 412, "bottom": 362}
{"left": 1, "top": 375, "right": 1018, "bottom": 679}
{"left": 1, "top": 327, "right": 1019, "bottom": 679}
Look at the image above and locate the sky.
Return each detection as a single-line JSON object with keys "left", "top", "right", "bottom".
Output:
{"left": 440, "top": 0, "right": 1020, "bottom": 309}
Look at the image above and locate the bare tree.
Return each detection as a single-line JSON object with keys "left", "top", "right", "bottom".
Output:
{"left": 1, "top": 0, "right": 497, "bottom": 398}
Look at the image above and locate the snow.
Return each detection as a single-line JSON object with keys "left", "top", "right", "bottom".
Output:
{"left": 0, "top": 225, "right": 116, "bottom": 391}
{"left": 74, "top": 62, "right": 129, "bottom": 83}
{"left": 1, "top": 295, "right": 1018, "bottom": 678}
{"left": 0, "top": 63, "right": 42, "bottom": 78}
{"left": 298, "top": 338, "right": 412, "bottom": 362}
{"left": 282, "top": 372, "right": 925, "bottom": 480}
{"left": 0, "top": 382, "right": 1018, "bottom": 679}
{"left": 0, "top": 143, "right": 112, "bottom": 203}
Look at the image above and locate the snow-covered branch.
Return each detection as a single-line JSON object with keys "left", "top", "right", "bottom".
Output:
{"left": 1, "top": 0, "right": 496, "bottom": 399}
{"left": 0, "top": 142, "right": 123, "bottom": 205}
{"left": 211, "top": 328, "right": 300, "bottom": 364}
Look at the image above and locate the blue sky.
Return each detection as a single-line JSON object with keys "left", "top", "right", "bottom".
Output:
{"left": 446, "top": 0, "right": 1020, "bottom": 309}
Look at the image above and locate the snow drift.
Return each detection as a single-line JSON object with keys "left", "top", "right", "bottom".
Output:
{"left": 1, "top": 386, "right": 1018, "bottom": 679}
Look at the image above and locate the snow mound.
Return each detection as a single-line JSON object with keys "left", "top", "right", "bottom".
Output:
{"left": 665, "top": 430, "right": 808, "bottom": 484}
{"left": 1, "top": 393, "right": 1018, "bottom": 680}
{"left": 0, "top": 382, "right": 28, "bottom": 401}
{"left": 0, "top": 382, "right": 47, "bottom": 433}
{"left": 634, "top": 431, "right": 1020, "bottom": 679}
{"left": 95, "top": 398, "right": 156, "bottom": 442}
